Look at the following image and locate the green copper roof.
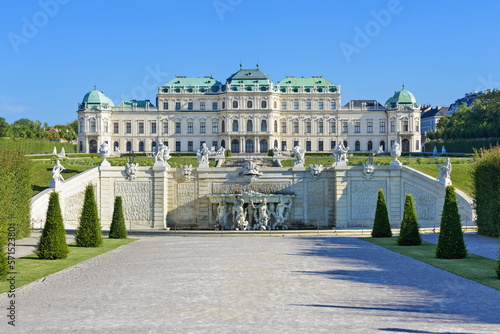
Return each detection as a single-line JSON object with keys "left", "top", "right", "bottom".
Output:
{"left": 162, "top": 76, "right": 223, "bottom": 92}
{"left": 116, "top": 100, "right": 155, "bottom": 108}
{"left": 385, "top": 86, "right": 418, "bottom": 107}
{"left": 276, "top": 76, "right": 334, "bottom": 87}
{"left": 82, "top": 87, "right": 115, "bottom": 107}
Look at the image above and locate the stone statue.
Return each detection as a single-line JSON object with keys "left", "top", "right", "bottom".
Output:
{"left": 272, "top": 146, "right": 281, "bottom": 157}
{"left": 51, "top": 147, "right": 57, "bottom": 155}
{"left": 154, "top": 144, "right": 171, "bottom": 166}
{"left": 437, "top": 157, "right": 452, "bottom": 186}
{"left": 215, "top": 146, "right": 226, "bottom": 157}
{"left": 58, "top": 147, "right": 66, "bottom": 159}
{"left": 273, "top": 198, "right": 292, "bottom": 230}
{"left": 390, "top": 142, "right": 402, "bottom": 166}
{"left": 216, "top": 199, "right": 228, "bottom": 229}
{"left": 293, "top": 145, "right": 305, "bottom": 167}
{"left": 232, "top": 197, "right": 248, "bottom": 230}
{"left": 181, "top": 164, "right": 193, "bottom": 180}
{"left": 333, "top": 142, "right": 349, "bottom": 166}
{"left": 441, "top": 146, "right": 447, "bottom": 155}
{"left": 251, "top": 199, "right": 270, "bottom": 230}
{"left": 197, "top": 143, "right": 210, "bottom": 167}
{"left": 125, "top": 162, "right": 138, "bottom": 181}
{"left": 310, "top": 164, "right": 323, "bottom": 179}
{"left": 362, "top": 162, "right": 375, "bottom": 180}
{"left": 432, "top": 146, "right": 438, "bottom": 156}
{"left": 377, "top": 145, "right": 384, "bottom": 154}
{"left": 52, "top": 160, "right": 65, "bottom": 183}
{"left": 99, "top": 142, "right": 110, "bottom": 166}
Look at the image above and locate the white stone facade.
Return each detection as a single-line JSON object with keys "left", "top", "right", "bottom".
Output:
{"left": 77, "top": 68, "right": 421, "bottom": 154}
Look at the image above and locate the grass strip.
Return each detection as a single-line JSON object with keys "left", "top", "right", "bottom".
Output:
{"left": 364, "top": 237, "right": 500, "bottom": 290}
{"left": 1, "top": 238, "right": 136, "bottom": 294}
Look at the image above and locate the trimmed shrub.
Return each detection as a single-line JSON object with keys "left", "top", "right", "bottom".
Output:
{"left": 436, "top": 186, "right": 467, "bottom": 259}
{"left": 36, "top": 191, "right": 69, "bottom": 259}
{"left": 372, "top": 189, "right": 392, "bottom": 237}
{"left": 495, "top": 251, "right": 500, "bottom": 279}
{"left": 109, "top": 196, "right": 127, "bottom": 239}
{"left": 76, "top": 184, "right": 103, "bottom": 247}
{"left": 472, "top": 146, "right": 500, "bottom": 237}
{"left": 225, "top": 149, "right": 232, "bottom": 157}
{"left": 398, "top": 194, "right": 422, "bottom": 246}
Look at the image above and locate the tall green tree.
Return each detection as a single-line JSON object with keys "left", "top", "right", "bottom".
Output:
{"left": 436, "top": 186, "right": 467, "bottom": 259}
{"left": 36, "top": 192, "right": 69, "bottom": 259}
{"left": 372, "top": 189, "right": 392, "bottom": 237}
{"left": 398, "top": 194, "right": 422, "bottom": 246}
{"left": 109, "top": 196, "right": 127, "bottom": 239}
{"left": 472, "top": 146, "right": 500, "bottom": 237}
{"left": 76, "top": 184, "right": 103, "bottom": 247}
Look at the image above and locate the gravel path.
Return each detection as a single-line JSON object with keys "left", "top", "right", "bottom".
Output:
{"left": 2, "top": 236, "right": 500, "bottom": 333}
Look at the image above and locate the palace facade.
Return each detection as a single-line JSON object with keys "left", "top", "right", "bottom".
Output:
{"left": 77, "top": 67, "right": 421, "bottom": 154}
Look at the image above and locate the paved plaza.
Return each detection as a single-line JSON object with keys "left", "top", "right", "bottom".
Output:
{"left": 2, "top": 235, "right": 500, "bottom": 333}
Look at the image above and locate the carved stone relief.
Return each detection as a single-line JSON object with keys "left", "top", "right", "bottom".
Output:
{"left": 115, "top": 182, "right": 152, "bottom": 222}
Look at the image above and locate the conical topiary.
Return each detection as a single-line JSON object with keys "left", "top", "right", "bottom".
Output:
{"left": 36, "top": 191, "right": 69, "bottom": 259}
{"left": 398, "top": 194, "right": 422, "bottom": 246}
{"left": 436, "top": 186, "right": 467, "bottom": 259}
{"left": 372, "top": 189, "right": 392, "bottom": 237}
{"left": 76, "top": 184, "right": 103, "bottom": 247}
{"left": 109, "top": 196, "right": 127, "bottom": 239}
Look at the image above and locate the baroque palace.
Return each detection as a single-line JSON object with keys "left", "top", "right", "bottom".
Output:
{"left": 77, "top": 66, "right": 421, "bottom": 154}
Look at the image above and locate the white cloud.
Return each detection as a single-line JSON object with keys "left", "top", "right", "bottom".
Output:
{"left": 0, "top": 96, "right": 31, "bottom": 115}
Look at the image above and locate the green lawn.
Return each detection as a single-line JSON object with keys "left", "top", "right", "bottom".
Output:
{"left": 1, "top": 238, "right": 136, "bottom": 294}
{"left": 365, "top": 237, "right": 500, "bottom": 290}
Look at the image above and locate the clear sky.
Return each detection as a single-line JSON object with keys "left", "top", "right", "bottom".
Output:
{"left": 1, "top": 0, "right": 499, "bottom": 126}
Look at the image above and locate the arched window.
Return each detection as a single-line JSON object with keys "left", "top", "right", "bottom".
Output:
{"left": 247, "top": 101, "right": 253, "bottom": 108}
{"left": 260, "top": 139, "right": 268, "bottom": 153}
{"left": 367, "top": 141, "right": 373, "bottom": 152}
{"left": 343, "top": 141, "right": 348, "bottom": 148}
{"left": 274, "top": 101, "right": 277, "bottom": 109}
{"left": 151, "top": 141, "right": 157, "bottom": 152}
{"left": 139, "top": 141, "right": 145, "bottom": 152}
{"left": 221, "top": 140, "right": 226, "bottom": 149}
{"left": 231, "top": 139, "right": 240, "bottom": 153}
{"left": 247, "top": 120, "right": 253, "bottom": 132}
{"left": 221, "top": 120, "right": 225, "bottom": 133}
{"left": 89, "top": 139, "right": 98, "bottom": 153}
{"left": 274, "top": 120, "right": 278, "bottom": 132}
{"left": 245, "top": 139, "right": 254, "bottom": 153}
{"left": 126, "top": 141, "right": 132, "bottom": 152}
{"left": 380, "top": 141, "right": 385, "bottom": 152}
{"left": 261, "top": 101, "right": 267, "bottom": 108}
{"left": 355, "top": 141, "right": 360, "bottom": 151}
{"left": 232, "top": 120, "right": 239, "bottom": 132}
{"left": 113, "top": 142, "right": 119, "bottom": 152}
{"left": 402, "top": 138, "right": 410, "bottom": 152}
{"left": 261, "top": 120, "right": 268, "bottom": 132}
{"left": 233, "top": 101, "right": 238, "bottom": 108}
{"left": 274, "top": 139, "right": 278, "bottom": 149}
{"left": 222, "top": 101, "right": 226, "bottom": 109}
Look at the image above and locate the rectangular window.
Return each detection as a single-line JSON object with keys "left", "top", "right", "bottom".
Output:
{"left": 187, "top": 141, "right": 193, "bottom": 152}
{"left": 90, "top": 120, "right": 96, "bottom": 132}
{"left": 306, "top": 122, "right": 311, "bottom": 133}
{"left": 318, "top": 102, "right": 324, "bottom": 110}
{"left": 281, "top": 101, "right": 286, "bottom": 110}
{"left": 175, "top": 141, "right": 181, "bottom": 152}
{"left": 330, "top": 121, "right": 336, "bottom": 133}
{"left": 294, "top": 102, "right": 299, "bottom": 110}
{"left": 175, "top": 122, "right": 181, "bottom": 134}
{"left": 200, "top": 102, "right": 205, "bottom": 110}
{"left": 331, "top": 101, "right": 336, "bottom": 109}
{"left": 354, "top": 121, "right": 360, "bottom": 133}
{"left": 212, "top": 102, "right": 218, "bottom": 110}
{"left": 79, "top": 122, "right": 83, "bottom": 132}
{"left": 380, "top": 121, "right": 386, "bottom": 133}
{"left": 293, "top": 122, "right": 299, "bottom": 133}
{"left": 390, "top": 140, "right": 395, "bottom": 147}
{"left": 200, "top": 122, "right": 206, "bottom": 133}
{"left": 416, "top": 140, "right": 419, "bottom": 149}
{"left": 342, "top": 121, "right": 348, "bottom": 133}
{"left": 175, "top": 102, "right": 181, "bottom": 110}
{"left": 318, "top": 141, "right": 324, "bottom": 151}
{"left": 306, "top": 141, "right": 311, "bottom": 152}
{"left": 104, "top": 122, "right": 108, "bottom": 133}
{"left": 212, "top": 141, "right": 217, "bottom": 149}
{"left": 188, "top": 122, "right": 193, "bottom": 133}
{"left": 126, "top": 122, "right": 131, "bottom": 134}
{"left": 188, "top": 102, "right": 193, "bottom": 110}
{"left": 281, "top": 122, "right": 286, "bottom": 134}
{"left": 151, "top": 122, "right": 157, "bottom": 134}
{"left": 293, "top": 140, "right": 299, "bottom": 148}
{"left": 163, "top": 102, "right": 168, "bottom": 110}
{"left": 331, "top": 141, "right": 336, "bottom": 150}
{"left": 402, "top": 120, "right": 409, "bottom": 132}
{"left": 113, "top": 122, "right": 119, "bottom": 134}
{"left": 391, "top": 120, "right": 396, "bottom": 132}
{"left": 416, "top": 124, "right": 419, "bottom": 132}
{"left": 281, "top": 141, "right": 287, "bottom": 151}
{"left": 367, "top": 121, "right": 373, "bottom": 133}
{"left": 318, "top": 121, "right": 324, "bottom": 134}
{"left": 163, "top": 122, "right": 168, "bottom": 133}
{"left": 306, "top": 102, "right": 311, "bottom": 110}
{"left": 138, "top": 122, "right": 144, "bottom": 134}
{"left": 212, "top": 122, "right": 218, "bottom": 133}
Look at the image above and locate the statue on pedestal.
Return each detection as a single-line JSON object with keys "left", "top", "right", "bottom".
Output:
{"left": 292, "top": 145, "right": 305, "bottom": 167}
{"left": 197, "top": 143, "right": 210, "bottom": 167}
{"left": 437, "top": 157, "right": 452, "bottom": 186}
{"left": 390, "top": 142, "right": 402, "bottom": 166}
{"left": 251, "top": 199, "right": 270, "bottom": 230}
{"left": 332, "top": 142, "right": 349, "bottom": 166}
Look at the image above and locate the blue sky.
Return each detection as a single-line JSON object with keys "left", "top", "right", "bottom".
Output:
{"left": 1, "top": 0, "right": 499, "bottom": 126}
